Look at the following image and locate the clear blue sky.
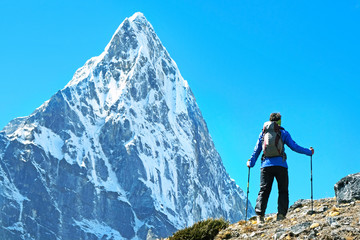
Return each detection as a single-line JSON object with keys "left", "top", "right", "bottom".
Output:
{"left": 1, "top": 1, "right": 359, "bottom": 215}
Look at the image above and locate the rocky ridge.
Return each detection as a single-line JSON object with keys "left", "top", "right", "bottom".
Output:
{"left": 215, "top": 173, "right": 360, "bottom": 240}
{"left": 216, "top": 198, "right": 360, "bottom": 240}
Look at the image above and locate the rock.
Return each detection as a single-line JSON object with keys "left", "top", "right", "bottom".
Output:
{"left": 327, "top": 217, "right": 341, "bottom": 229}
{"left": 330, "top": 223, "right": 341, "bottom": 229}
{"left": 334, "top": 172, "right": 360, "bottom": 204}
{"left": 289, "top": 199, "right": 310, "bottom": 210}
{"left": 329, "top": 211, "right": 340, "bottom": 217}
{"left": 316, "top": 206, "right": 328, "bottom": 213}
{"left": 240, "top": 233, "right": 248, "bottom": 238}
{"left": 331, "top": 229, "right": 341, "bottom": 238}
{"left": 289, "top": 221, "right": 312, "bottom": 235}
{"left": 307, "top": 230, "right": 317, "bottom": 239}
{"left": 272, "top": 232, "right": 283, "bottom": 240}
{"left": 310, "top": 222, "right": 320, "bottom": 229}
{"left": 326, "top": 217, "right": 337, "bottom": 225}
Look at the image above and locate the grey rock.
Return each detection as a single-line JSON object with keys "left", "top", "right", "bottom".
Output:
{"left": 289, "top": 199, "right": 310, "bottom": 210}
{"left": 334, "top": 172, "right": 360, "bottom": 204}
{"left": 327, "top": 217, "right": 339, "bottom": 227}
{"left": 307, "top": 230, "right": 317, "bottom": 239}
{"left": 316, "top": 206, "right": 328, "bottom": 213}
{"left": 272, "top": 233, "right": 281, "bottom": 240}
{"left": 273, "top": 228, "right": 287, "bottom": 240}
{"left": 289, "top": 221, "right": 312, "bottom": 236}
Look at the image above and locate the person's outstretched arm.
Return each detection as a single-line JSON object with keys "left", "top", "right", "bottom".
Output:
{"left": 282, "top": 130, "right": 313, "bottom": 156}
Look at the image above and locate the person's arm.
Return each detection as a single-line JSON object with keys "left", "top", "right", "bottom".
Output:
{"left": 282, "top": 130, "right": 312, "bottom": 156}
{"left": 247, "top": 132, "right": 263, "bottom": 167}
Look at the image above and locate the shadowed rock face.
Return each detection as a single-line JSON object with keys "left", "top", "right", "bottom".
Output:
{"left": 0, "top": 12, "right": 254, "bottom": 240}
{"left": 334, "top": 172, "right": 360, "bottom": 204}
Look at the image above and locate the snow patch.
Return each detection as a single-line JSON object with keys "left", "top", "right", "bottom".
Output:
{"left": 33, "top": 126, "right": 64, "bottom": 159}
{"left": 0, "top": 164, "right": 29, "bottom": 222}
{"left": 73, "top": 219, "right": 123, "bottom": 239}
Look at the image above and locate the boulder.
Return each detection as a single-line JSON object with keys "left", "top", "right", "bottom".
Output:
{"left": 334, "top": 172, "right": 360, "bottom": 204}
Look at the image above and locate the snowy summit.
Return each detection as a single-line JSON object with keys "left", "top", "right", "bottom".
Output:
{"left": 0, "top": 12, "right": 254, "bottom": 240}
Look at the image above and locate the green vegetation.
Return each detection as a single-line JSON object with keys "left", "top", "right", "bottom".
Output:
{"left": 169, "top": 218, "right": 229, "bottom": 240}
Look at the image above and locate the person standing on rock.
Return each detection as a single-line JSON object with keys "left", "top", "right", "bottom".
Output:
{"left": 247, "top": 113, "right": 314, "bottom": 223}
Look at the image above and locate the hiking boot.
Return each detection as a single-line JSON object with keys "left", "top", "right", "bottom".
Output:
{"left": 276, "top": 214, "right": 286, "bottom": 221}
{"left": 256, "top": 215, "right": 265, "bottom": 224}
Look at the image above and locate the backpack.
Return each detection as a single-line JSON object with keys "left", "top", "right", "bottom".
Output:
{"left": 261, "top": 121, "right": 285, "bottom": 159}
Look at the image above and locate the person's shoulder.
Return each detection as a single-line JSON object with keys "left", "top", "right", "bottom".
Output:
{"left": 280, "top": 127, "right": 290, "bottom": 136}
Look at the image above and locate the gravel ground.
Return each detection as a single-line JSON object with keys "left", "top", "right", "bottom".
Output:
{"left": 216, "top": 198, "right": 360, "bottom": 240}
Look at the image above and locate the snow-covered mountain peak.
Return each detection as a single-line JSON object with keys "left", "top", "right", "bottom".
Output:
{"left": 65, "top": 12, "right": 160, "bottom": 89}
{"left": 104, "top": 11, "right": 162, "bottom": 62}
{"left": 128, "top": 12, "right": 147, "bottom": 23}
{"left": 64, "top": 12, "right": 190, "bottom": 120}
{"left": 0, "top": 12, "right": 254, "bottom": 240}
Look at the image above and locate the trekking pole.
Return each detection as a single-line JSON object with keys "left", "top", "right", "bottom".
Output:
{"left": 310, "top": 153, "right": 314, "bottom": 213}
{"left": 245, "top": 166, "right": 250, "bottom": 221}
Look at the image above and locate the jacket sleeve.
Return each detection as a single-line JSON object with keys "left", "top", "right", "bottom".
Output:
{"left": 282, "top": 130, "right": 312, "bottom": 156}
{"left": 249, "top": 132, "right": 263, "bottom": 167}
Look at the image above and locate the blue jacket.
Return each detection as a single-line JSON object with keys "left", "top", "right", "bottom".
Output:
{"left": 249, "top": 127, "right": 312, "bottom": 168}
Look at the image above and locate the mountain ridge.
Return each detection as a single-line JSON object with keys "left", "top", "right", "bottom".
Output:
{"left": 213, "top": 172, "right": 360, "bottom": 240}
{"left": 215, "top": 197, "right": 360, "bottom": 240}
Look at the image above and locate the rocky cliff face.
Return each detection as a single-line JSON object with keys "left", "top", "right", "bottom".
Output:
{"left": 0, "top": 12, "right": 254, "bottom": 240}
{"left": 334, "top": 172, "right": 360, "bottom": 204}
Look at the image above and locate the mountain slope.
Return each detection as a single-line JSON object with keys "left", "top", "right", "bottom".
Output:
{"left": 216, "top": 198, "right": 360, "bottom": 240}
{"left": 0, "top": 12, "right": 254, "bottom": 240}
{"left": 216, "top": 173, "right": 360, "bottom": 239}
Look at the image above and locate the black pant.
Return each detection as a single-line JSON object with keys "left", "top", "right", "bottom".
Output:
{"left": 255, "top": 166, "right": 289, "bottom": 216}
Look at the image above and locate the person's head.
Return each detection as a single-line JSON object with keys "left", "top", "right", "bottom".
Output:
{"left": 269, "top": 112, "right": 282, "bottom": 126}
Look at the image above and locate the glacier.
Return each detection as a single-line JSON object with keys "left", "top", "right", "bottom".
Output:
{"left": 0, "top": 12, "right": 255, "bottom": 240}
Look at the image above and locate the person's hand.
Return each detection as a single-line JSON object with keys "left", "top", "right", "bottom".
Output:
{"left": 247, "top": 160, "right": 251, "bottom": 168}
{"left": 310, "top": 147, "right": 314, "bottom": 155}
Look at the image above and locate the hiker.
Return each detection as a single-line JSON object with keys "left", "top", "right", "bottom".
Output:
{"left": 247, "top": 113, "right": 314, "bottom": 223}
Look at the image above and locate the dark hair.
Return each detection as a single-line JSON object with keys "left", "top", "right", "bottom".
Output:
{"left": 269, "top": 113, "right": 281, "bottom": 122}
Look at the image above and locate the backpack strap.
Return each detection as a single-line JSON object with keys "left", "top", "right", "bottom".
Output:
{"left": 279, "top": 127, "right": 287, "bottom": 161}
